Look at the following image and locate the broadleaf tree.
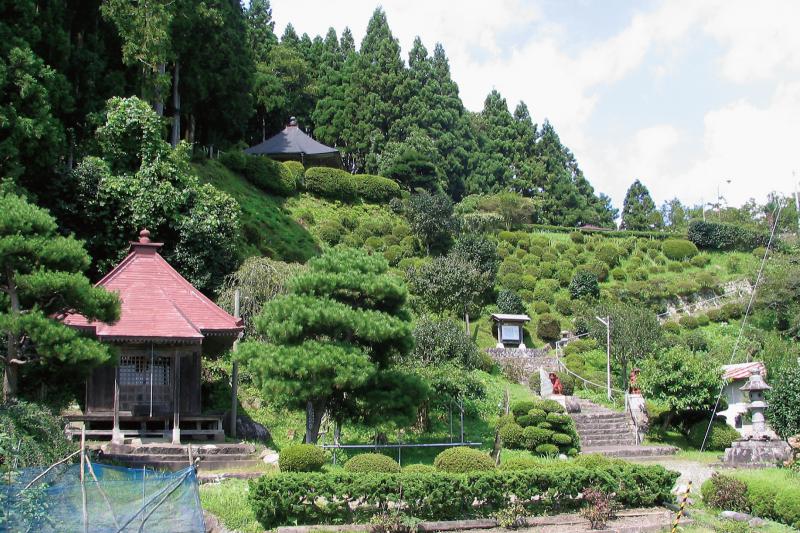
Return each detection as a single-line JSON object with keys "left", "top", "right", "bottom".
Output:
{"left": 1, "top": 192, "right": 120, "bottom": 401}
{"left": 237, "top": 248, "right": 427, "bottom": 443}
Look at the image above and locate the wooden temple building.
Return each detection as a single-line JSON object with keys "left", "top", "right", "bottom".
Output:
{"left": 62, "top": 230, "right": 243, "bottom": 444}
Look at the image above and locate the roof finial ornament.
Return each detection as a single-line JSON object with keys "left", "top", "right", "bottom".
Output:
{"left": 288, "top": 116, "right": 298, "bottom": 127}
{"left": 139, "top": 228, "right": 151, "bottom": 244}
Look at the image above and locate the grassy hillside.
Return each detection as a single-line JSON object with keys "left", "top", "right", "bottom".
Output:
{"left": 193, "top": 160, "right": 319, "bottom": 262}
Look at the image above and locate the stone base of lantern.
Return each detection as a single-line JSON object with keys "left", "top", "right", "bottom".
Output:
{"left": 723, "top": 437, "right": 792, "bottom": 467}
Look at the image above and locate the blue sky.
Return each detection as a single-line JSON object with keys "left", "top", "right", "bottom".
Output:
{"left": 269, "top": 0, "right": 800, "bottom": 211}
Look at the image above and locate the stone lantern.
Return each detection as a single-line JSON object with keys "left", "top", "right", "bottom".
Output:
{"left": 739, "top": 370, "right": 770, "bottom": 437}
{"left": 723, "top": 369, "right": 791, "bottom": 466}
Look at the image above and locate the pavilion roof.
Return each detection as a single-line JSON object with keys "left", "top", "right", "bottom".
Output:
{"left": 722, "top": 361, "right": 766, "bottom": 381}
{"left": 63, "top": 230, "right": 243, "bottom": 343}
{"left": 244, "top": 117, "right": 339, "bottom": 159}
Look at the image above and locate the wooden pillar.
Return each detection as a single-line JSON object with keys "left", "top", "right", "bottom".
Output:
{"left": 112, "top": 366, "right": 122, "bottom": 444}
{"left": 172, "top": 353, "right": 181, "bottom": 445}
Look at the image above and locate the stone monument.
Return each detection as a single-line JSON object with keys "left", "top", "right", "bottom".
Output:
{"left": 723, "top": 370, "right": 792, "bottom": 466}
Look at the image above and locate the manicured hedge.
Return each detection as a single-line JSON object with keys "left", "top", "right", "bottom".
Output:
{"left": 236, "top": 155, "right": 296, "bottom": 196}
{"left": 434, "top": 447, "right": 495, "bottom": 473}
{"left": 687, "top": 220, "right": 770, "bottom": 252}
{"left": 521, "top": 223, "right": 682, "bottom": 240}
{"left": 283, "top": 160, "right": 305, "bottom": 183}
{"left": 248, "top": 464, "right": 679, "bottom": 528}
{"left": 344, "top": 453, "right": 401, "bottom": 473}
{"left": 702, "top": 472, "right": 800, "bottom": 529}
{"left": 686, "top": 420, "right": 739, "bottom": 451}
{"left": 304, "top": 167, "right": 357, "bottom": 200}
{"left": 278, "top": 444, "right": 326, "bottom": 472}
{"left": 353, "top": 174, "right": 401, "bottom": 203}
{"left": 661, "top": 239, "right": 698, "bottom": 260}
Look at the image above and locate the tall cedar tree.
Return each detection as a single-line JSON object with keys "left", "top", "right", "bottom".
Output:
{"left": 621, "top": 179, "right": 663, "bottom": 230}
{"left": 237, "top": 248, "right": 426, "bottom": 443}
{"left": 1, "top": 192, "right": 120, "bottom": 400}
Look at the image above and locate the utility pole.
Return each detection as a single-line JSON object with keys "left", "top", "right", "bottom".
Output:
{"left": 595, "top": 316, "right": 611, "bottom": 400}
{"left": 230, "top": 289, "right": 241, "bottom": 438}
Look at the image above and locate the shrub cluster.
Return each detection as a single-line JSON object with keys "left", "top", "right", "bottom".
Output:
{"left": 353, "top": 174, "right": 401, "bottom": 202}
{"left": 344, "top": 453, "right": 401, "bottom": 473}
{"left": 702, "top": 472, "right": 800, "bottom": 529}
{"left": 661, "top": 239, "right": 698, "bottom": 260}
{"left": 0, "top": 401, "right": 76, "bottom": 467}
{"left": 500, "top": 399, "right": 580, "bottom": 456}
{"left": 249, "top": 464, "right": 679, "bottom": 528}
{"left": 688, "top": 221, "right": 770, "bottom": 252}
{"left": 686, "top": 420, "right": 740, "bottom": 451}
{"left": 278, "top": 444, "right": 326, "bottom": 472}
{"left": 536, "top": 313, "right": 561, "bottom": 342}
{"left": 433, "top": 447, "right": 494, "bottom": 473}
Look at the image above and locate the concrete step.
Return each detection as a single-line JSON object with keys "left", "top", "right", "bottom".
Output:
{"left": 581, "top": 438, "right": 637, "bottom": 447}
{"left": 581, "top": 445, "right": 678, "bottom": 458}
{"left": 574, "top": 422, "right": 633, "bottom": 432}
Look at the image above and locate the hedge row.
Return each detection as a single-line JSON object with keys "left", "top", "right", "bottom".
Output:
{"left": 219, "top": 151, "right": 297, "bottom": 196}
{"left": 249, "top": 464, "right": 678, "bottom": 528}
{"left": 687, "top": 221, "right": 770, "bottom": 252}
{"left": 702, "top": 472, "right": 800, "bottom": 529}
{"left": 304, "top": 167, "right": 400, "bottom": 203}
{"left": 521, "top": 223, "right": 683, "bottom": 241}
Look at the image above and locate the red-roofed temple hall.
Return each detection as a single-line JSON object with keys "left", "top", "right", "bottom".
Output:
{"left": 62, "top": 230, "right": 243, "bottom": 444}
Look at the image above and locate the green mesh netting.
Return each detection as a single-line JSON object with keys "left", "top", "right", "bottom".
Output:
{"left": 0, "top": 463, "right": 204, "bottom": 532}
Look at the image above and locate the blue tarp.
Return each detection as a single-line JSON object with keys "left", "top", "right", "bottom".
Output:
{"left": 0, "top": 463, "right": 204, "bottom": 532}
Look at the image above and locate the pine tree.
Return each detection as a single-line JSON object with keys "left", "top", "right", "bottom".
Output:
{"left": 621, "top": 179, "right": 663, "bottom": 230}
{"left": 245, "top": 0, "right": 277, "bottom": 63}
{"left": 468, "top": 90, "right": 516, "bottom": 194}
{"left": 237, "top": 248, "right": 426, "bottom": 443}
{"left": 1, "top": 192, "right": 121, "bottom": 400}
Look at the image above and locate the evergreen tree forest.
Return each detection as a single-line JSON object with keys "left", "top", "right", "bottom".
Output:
{"left": 2, "top": 1, "right": 617, "bottom": 248}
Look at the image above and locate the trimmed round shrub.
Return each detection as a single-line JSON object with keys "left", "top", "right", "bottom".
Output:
{"left": 318, "top": 219, "right": 345, "bottom": 245}
{"left": 283, "top": 160, "right": 305, "bottom": 183}
{"left": 540, "top": 399, "right": 565, "bottom": 413}
{"left": 551, "top": 432, "right": 574, "bottom": 445}
{"left": 569, "top": 231, "right": 585, "bottom": 244}
{"left": 687, "top": 420, "right": 740, "bottom": 451}
{"left": 546, "top": 412, "right": 571, "bottom": 425}
{"left": 662, "top": 321, "right": 680, "bottom": 334}
{"left": 581, "top": 261, "right": 609, "bottom": 282}
{"left": 523, "top": 426, "right": 554, "bottom": 449}
{"left": 511, "top": 400, "right": 538, "bottom": 418}
{"left": 434, "top": 447, "right": 494, "bottom": 473}
{"left": 538, "top": 422, "right": 553, "bottom": 430}
{"left": 499, "top": 423, "right": 525, "bottom": 449}
{"left": 532, "top": 301, "right": 550, "bottom": 315}
{"left": 554, "top": 297, "right": 573, "bottom": 316}
{"left": 527, "top": 408, "right": 547, "bottom": 425}
{"left": 706, "top": 308, "right": 722, "bottom": 322}
{"left": 690, "top": 254, "right": 711, "bottom": 267}
{"left": 497, "top": 289, "right": 527, "bottom": 315}
{"left": 572, "top": 453, "right": 624, "bottom": 469}
{"left": 631, "top": 268, "right": 649, "bottom": 281}
{"left": 752, "top": 246, "right": 767, "bottom": 258}
{"left": 244, "top": 155, "right": 297, "bottom": 195}
{"left": 701, "top": 473, "right": 748, "bottom": 512}
{"left": 679, "top": 315, "right": 699, "bottom": 329}
{"left": 279, "top": 444, "right": 326, "bottom": 472}
{"left": 611, "top": 267, "right": 627, "bottom": 281}
{"left": 353, "top": 174, "right": 401, "bottom": 203}
{"left": 534, "top": 279, "right": 559, "bottom": 303}
{"left": 569, "top": 270, "right": 599, "bottom": 300}
{"left": 344, "top": 453, "right": 400, "bottom": 473}
{"left": 219, "top": 149, "right": 248, "bottom": 172}
{"left": 745, "top": 476, "right": 779, "bottom": 518}
{"left": 304, "top": 167, "right": 357, "bottom": 200}
{"left": 662, "top": 239, "right": 698, "bottom": 260}
{"left": 596, "top": 244, "right": 623, "bottom": 267}
{"left": 402, "top": 464, "right": 435, "bottom": 473}
{"left": 696, "top": 314, "right": 710, "bottom": 327}
{"left": 667, "top": 262, "right": 684, "bottom": 273}
{"left": 499, "top": 457, "right": 542, "bottom": 471}
{"left": 516, "top": 414, "right": 535, "bottom": 428}
{"left": 496, "top": 413, "right": 516, "bottom": 428}
{"left": 534, "top": 443, "right": 560, "bottom": 456}
{"left": 536, "top": 313, "right": 561, "bottom": 342}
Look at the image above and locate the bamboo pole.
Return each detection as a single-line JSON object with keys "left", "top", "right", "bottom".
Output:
{"left": 231, "top": 289, "right": 241, "bottom": 438}
{"left": 85, "top": 454, "right": 121, "bottom": 530}
{"left": 21, "top": 449, "right": 82, "bottom": 490}
{"left": 80, "top": 428, "right": 88, "bottom": 533}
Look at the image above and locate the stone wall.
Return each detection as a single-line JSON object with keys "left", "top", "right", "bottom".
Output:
{"left": 486, "top": 347, "right": 560, "bottom": 384}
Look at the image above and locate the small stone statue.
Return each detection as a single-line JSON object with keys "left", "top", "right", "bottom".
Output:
{"left": 549, "top": 372, "right": 563, "bottom": 395}
{"left": 629, "top": 368, "right": 641, "bottom": 394}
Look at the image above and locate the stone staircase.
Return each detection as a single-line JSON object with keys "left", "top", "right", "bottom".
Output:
{"left": 99, "top": 442, "right": 264, "bottom": 472}
{"left": 571, "top": 399, "right": 677, "bottom": 458}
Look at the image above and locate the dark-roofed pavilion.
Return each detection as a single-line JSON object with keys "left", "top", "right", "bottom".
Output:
{"left": 245, "top": 117, "right": 341, "bottom": 167}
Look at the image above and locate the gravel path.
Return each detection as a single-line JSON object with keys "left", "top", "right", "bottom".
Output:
{"left": 630, "top": 456, "right": 718, "bottom": 497}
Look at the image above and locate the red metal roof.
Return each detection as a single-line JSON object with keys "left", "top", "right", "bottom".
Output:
{"left": 63, "top": 230, "right": 243, "bottom": 343}
{"left": 722, "top": 362, "right": 766, "bottom": 381}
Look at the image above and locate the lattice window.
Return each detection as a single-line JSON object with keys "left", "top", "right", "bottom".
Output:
{"left": 119, "top": 353, "right": 172, "bottom": 413}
